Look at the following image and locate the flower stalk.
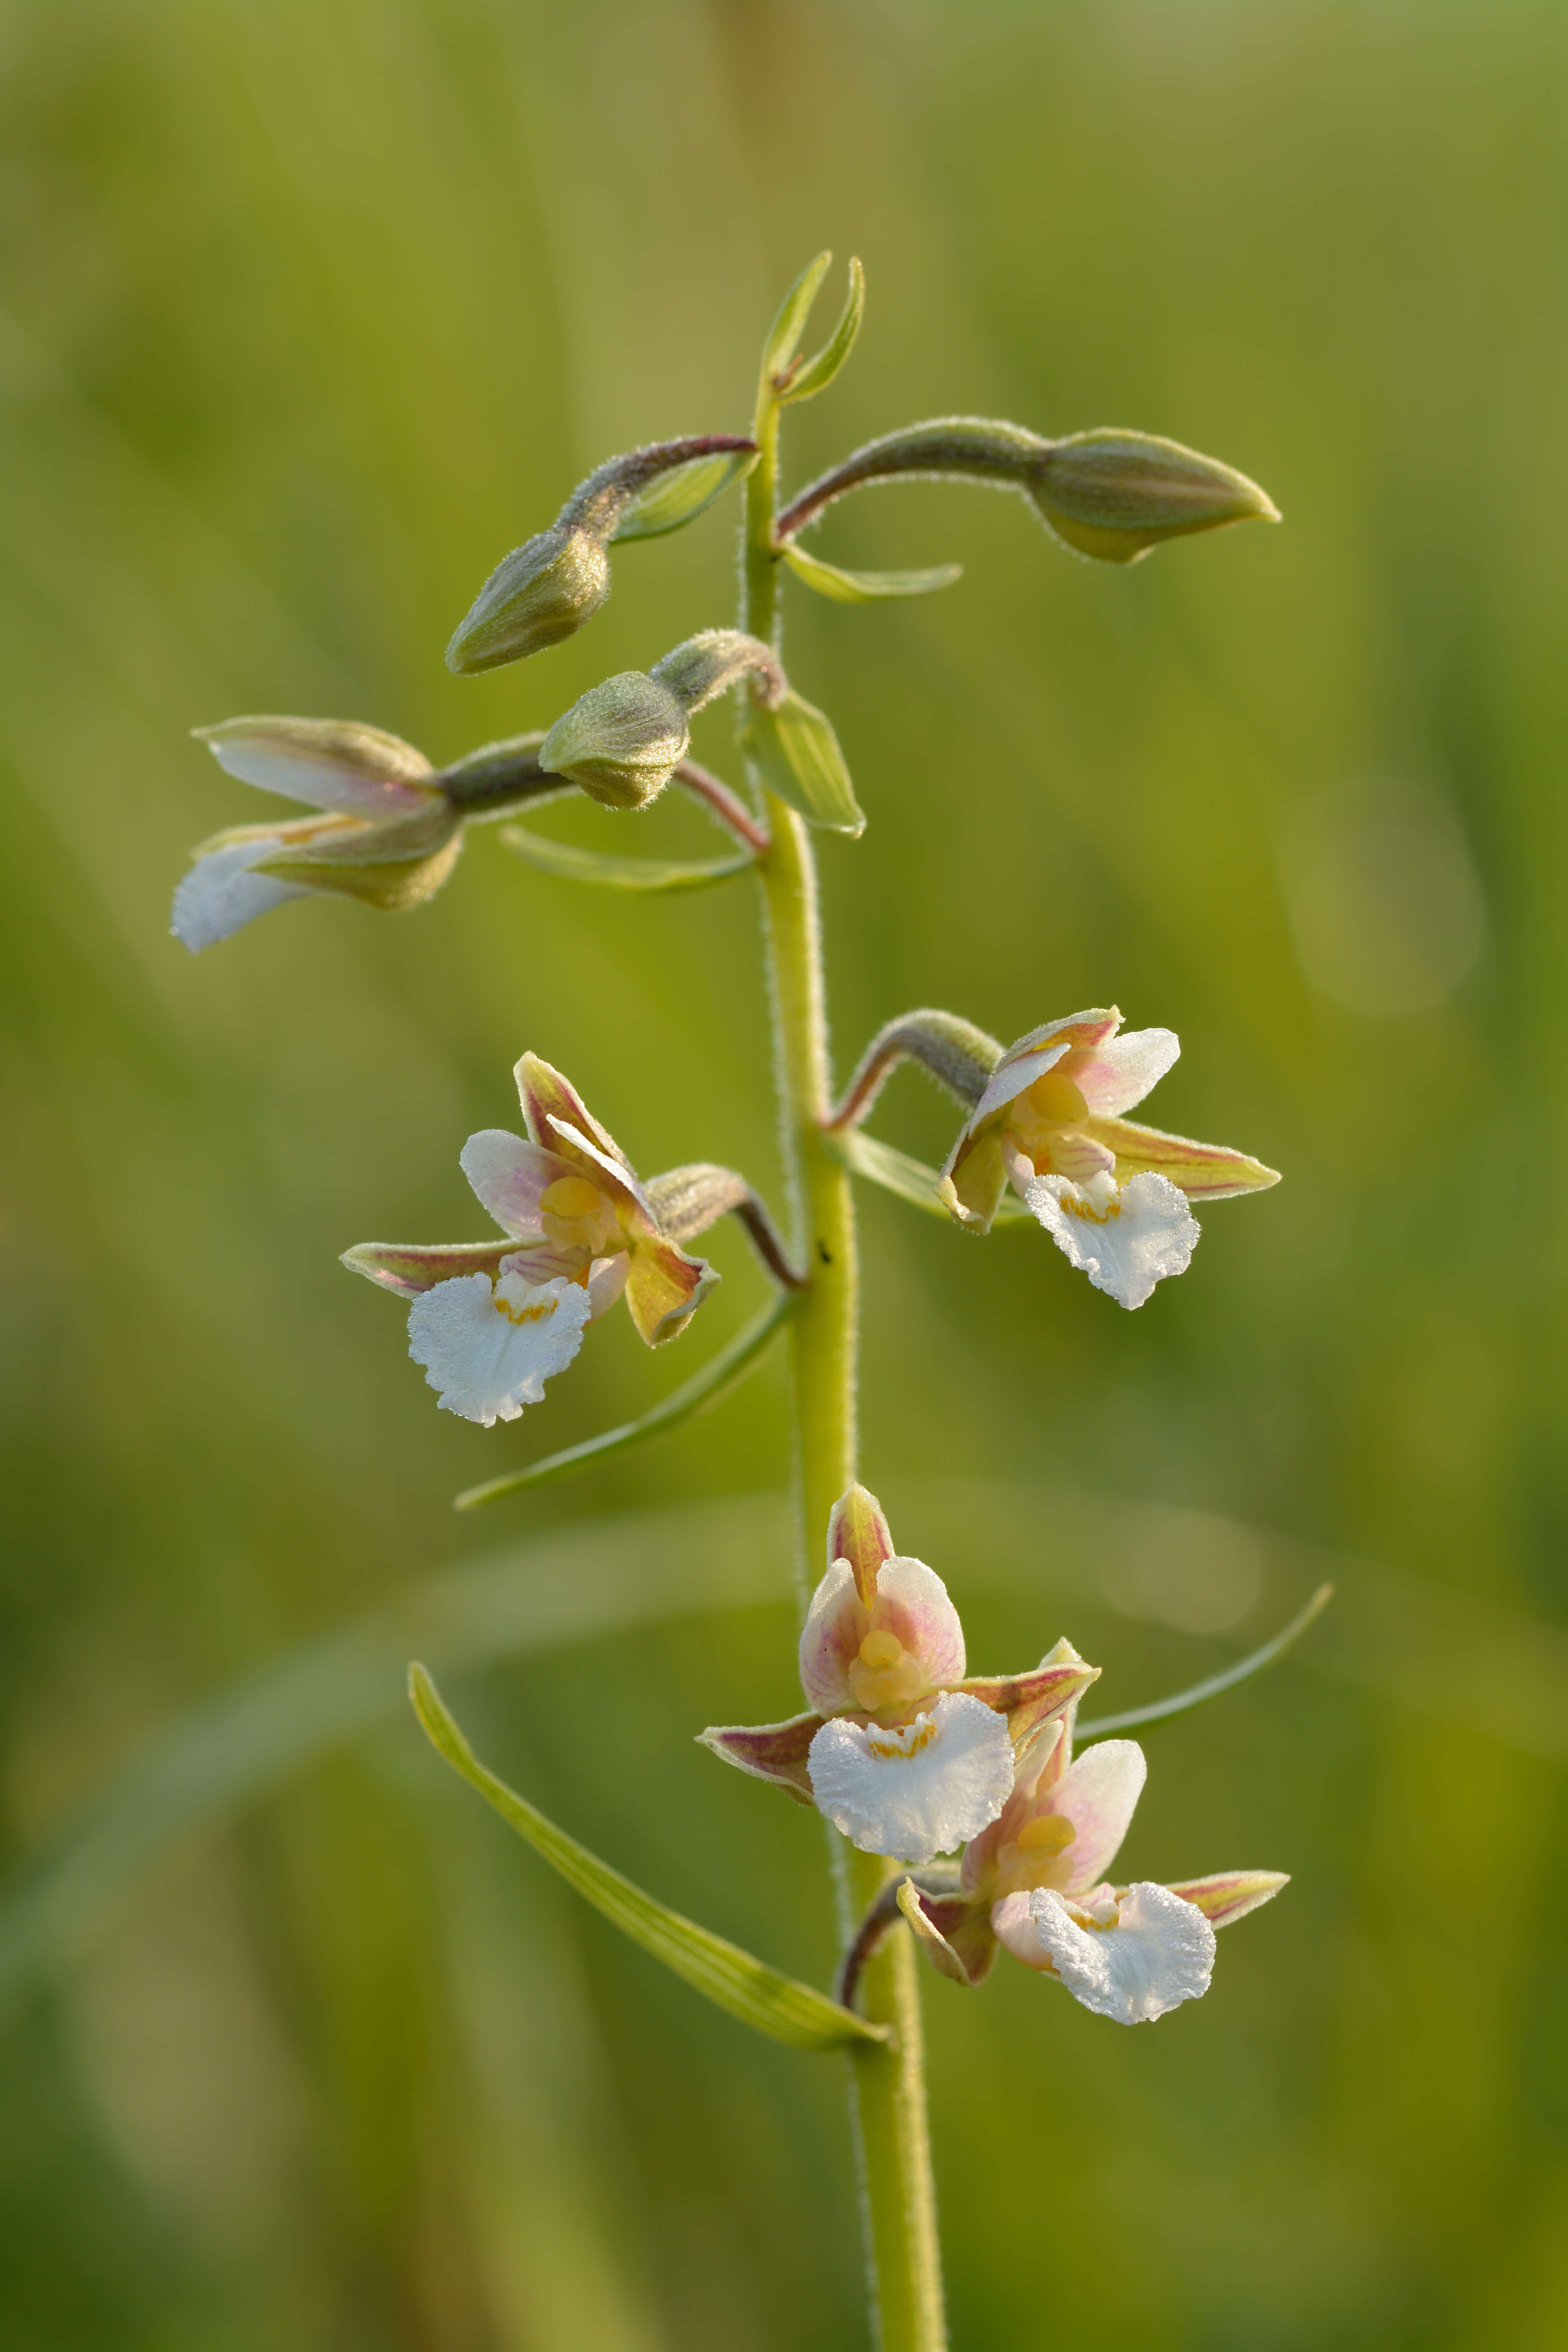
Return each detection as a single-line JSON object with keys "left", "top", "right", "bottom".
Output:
{"left": 743, "top": 301, "right": 946, "bottom": 2352}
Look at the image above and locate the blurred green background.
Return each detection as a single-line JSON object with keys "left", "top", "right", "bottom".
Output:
{"left": 4, "top": 1, "right": 1567, "bottom": 2344}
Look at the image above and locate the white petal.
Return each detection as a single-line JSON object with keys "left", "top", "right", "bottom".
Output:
{"left": 406, "top": 1271, "right": 590, "bottom": 1426}
{"left": 996, "top": 1881, "right": 1215, "bottom": 2023}
{"left": 201, "top": 720, "right": 434, "bottom": 815}
{"left": 459, "top": 1130, "right": 580, "bottom": 1238}
{"left": 1075, "top": 1027, "right": 1180, "bottom": 1117}
{"left": 807, "top": 1691, "right": 1014, "bottom": 1864}
{"left": 587, "top": 1251, "right": 630, "bottom": 1318}
{"left": 1025, "top": 1170, "right": 1199, "bottom": 1310}
{"left": 797, "top": 1553, "right": 966, "bottom": 1715}
{"left": 170, "top": 838, "right": 309, "bottom": 951}
{"left": 1049, "top": 1740, "right": 1147, "bottom": 1892}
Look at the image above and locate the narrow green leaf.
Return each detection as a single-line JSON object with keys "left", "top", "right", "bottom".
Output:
{"left": 455, "top": 1294, "right": 794, "bottom": 1511}
{"left": 824, "top": 1128, "right": 1034, "bottom": 1223}
{"left": 742, "top": 689, "right": 865, "bottom": 837}
{"left": 761, "top": 251, "right": 832, "bottom": 384}
{"left": 499, "top": 824, "right": 755, "bottom": 894}
{"left": 1075, "top": 1584, "right": 1336, "bottom": 1740}
{"left": 779, "top": 257, "right": 866, "bottom": 404}
{"left": 410, "top": 1665, "right": 887, "bottom": 2051}
{"left": 610, "top": 448, "right": 759, "bottom": 542}
{"left": 781, "top": 542, "right": 963, "bottom": 603}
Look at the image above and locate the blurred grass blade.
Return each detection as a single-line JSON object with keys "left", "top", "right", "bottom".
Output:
{"left": 1074, "top": 1584, "right": 1336, "bottom": 1740}
{"left": 411, "top": 1664, "right": 886, "bottom": 2051}
{"left": 824, "top": 1128, "right": 1034, "bottom": 1223}
{"left": 0, "top": 1496, "right": 789, "bottom": 2021}
{"left": 499, "top": 824, "right": 756, "bottom": 893}
{"left": 779, "top": 258, "right": 865, "bottom": 403}
{"left": 742, "top": 690, "right": 864, "bottom": 836}
{"left": 781, "top": 542, "right": 962, "bottom": 602}
{"left": 610, "top": 447, "right": 759, "bottom": 541}
{"left": 762, "top": 250, "right": 831, "bottom": 383}
{"left": 455, "top": 1294, "right": 794, "bottom": 1511}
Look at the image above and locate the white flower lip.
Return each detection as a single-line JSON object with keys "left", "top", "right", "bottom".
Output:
{"left": 1025, "top": 1169, "right": 1199, "bottom": 1309}
{"left": 171, "top": 837, "right": 311, "bottom": 952}
{"left": 806, "top": 1690, "right": 1014, "bottom": 1864}
{"left": 406, "top": 1270, "right": 592, "bottom": 1425}
{"left": 993, "top": 1880, "right": 1216, "bottom": 2024}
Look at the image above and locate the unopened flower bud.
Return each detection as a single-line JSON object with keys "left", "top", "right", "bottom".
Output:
{"left": 648, "top": 629, "right": 783, "bottom": 715}
{"left": 538, "top": 673, "right": 690, "bottom": 811}
{"left": 445, "top": 527, "right": 610, "bottom": 675}
{"left": 1031, "top": 431, "right": 1279, "bottom": 564}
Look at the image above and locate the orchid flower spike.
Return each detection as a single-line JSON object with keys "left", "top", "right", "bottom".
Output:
{"left": 341, "top": 1053, "right": 720, "bottom": 1425}
{"left": 937, "top": 1007, "right": 1279, "bottom": 1308}
{"left": 701, "top": 1486, "right": 1098, "bottom": 1865}
{"left": 895, "top": 1644, "right": 1288, "bottom": 2024}
{"left": 172, "top": 719, "right": 558, "bottom": 953}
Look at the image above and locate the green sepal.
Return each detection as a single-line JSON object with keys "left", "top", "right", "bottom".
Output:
{"left": 761, "top": 250, "right": 832, "bottom": 386}
{"left": 610, "top": 447, "right": 759, "bottom": 542}
{"left": 410, "top": 1664, "right": 887, "bottom": 2052}
{"left": 778, "top": 257, "right": 865, "bottom": 405}
{"left": 742, "top": 689, "right": 864, "bottom": 837}
{"left": 499, "top": 826, "right": 755, "bottom": 895}
{"left": 824, "top": 1127, "right": 1034, "bottom": 1223}
{"left": 781, "top": 542, "right": 962, "bottom": 603}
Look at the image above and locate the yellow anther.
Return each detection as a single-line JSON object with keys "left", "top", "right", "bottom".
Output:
{"left": 1021, "top": 1068, "right": 1089, "bottom": 1129}
{"left": 540, "top": 1176, "right": 605, "bottom": 1219}
{"left": 1016, "top": 1812, "right": 1076, "bottom": 1857}
{"left": 858, "top": 1630, "right": 904, "bottom": 1671}
{"left": 494, "top": 1290, "right": 559, "bottom": 1327}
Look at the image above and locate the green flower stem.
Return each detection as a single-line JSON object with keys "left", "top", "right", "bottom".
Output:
{"left": 745, "top": 375, "right": 947, "bottom": 2352}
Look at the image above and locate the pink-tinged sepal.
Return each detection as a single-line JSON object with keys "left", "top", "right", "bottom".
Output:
{"left": 897, "top": 1881, "right": 998, "bottom": 1987}
{"left": 194, "top": 715, "right": 439, "bottom": 817}
{"left": 622, "top": 1235, "right": 720, "bottom": 1346}
{"left": 1082, "top": 1115, "right": 1281, "bottom": 1200}
{"left": 955, "top": 1658, "right": 1099, "bottom": 1748}
{"left": 826, "top": 1482, "right": 895, "bottom": 1604}
{"left": 697, "top": 1713, "right": 823, "bottom": 1803}
{"left": 340, "top": 1239, "right": 515, "bottom": 1298}
{"left": 513, "top": 1052, "right": 627, "bottom": 1167}
{"left": 936, "top": 1127, "right": 1012, "bottom": 1232}
{"left": 1165, "top": 1870, "right": 1290, "bottom": 1928}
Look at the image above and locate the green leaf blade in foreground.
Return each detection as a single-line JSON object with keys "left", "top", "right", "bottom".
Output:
{"left": 1074, "top": 1584, "right": 1336, "bottom": 1740}
{"left": 499, "top": 824, "right": 755, "bottom": 894}
{"left": 781, "top": 542, "right": 962, "bottom": 604}
{"left": 410, "top": 1664, "right": 886, "bottom": 2053}
{"left": 610, "top": 448, "right": 759, "bottom": 542}
{"left": 742, "top": 690, "right": 864, "bottom": 836}
{"left": 455, "top": 1294, "right": 793, "bottom": 1512}
{"left": 825, "top": 1128, "right": 1034, "bottom": 1224}
{"left": 762, "top": 250, "right": 832, "bottom": 383}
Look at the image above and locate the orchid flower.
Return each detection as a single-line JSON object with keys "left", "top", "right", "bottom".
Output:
{"left": 894, "top": 1643, "right": 1287, "bottom": 2023}
{"left": 701, "top": 1486, "right": 1098, "bottom": 1865}
{"left": 937, "top": 1006, "right": 1279, "bottom": 1308}
{"left": 342, "top": 1053, "right": 719, "bottom": 1425}
{"left": 172, "top": 717, "right": 557, "bottom": 953}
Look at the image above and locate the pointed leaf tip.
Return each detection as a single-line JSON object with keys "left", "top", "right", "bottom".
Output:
{"left": 409, "top": 1666, "right": 886, "bottom": 2050}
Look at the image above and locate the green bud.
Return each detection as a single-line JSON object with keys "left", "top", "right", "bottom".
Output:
{"left": 445, "top": 527, "right": 610, "bottom": 675}
{"left": 538, "top": 672, "right": 690, "bottom": 811}
{"left": 1032, "top": 430, "right": 1280, "bottom": 564}
{"left": 649, "top": 629, "right": 782, "bottom": 715}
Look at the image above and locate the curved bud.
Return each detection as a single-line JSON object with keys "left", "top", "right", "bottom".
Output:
{"left": 538, "top": 673, "right": 690, "bottom": 811}
{"left": 1032, "top": 431, "right": 1280, "bottom": 564}
{"left": 650, "top": 630, "right": 784, "bottom": 716}
{"left": 445, "top": 527, "right": 610, "bottom": 675}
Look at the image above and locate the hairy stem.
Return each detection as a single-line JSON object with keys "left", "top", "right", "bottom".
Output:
{"left": 744, "top": 370, "right": 947, "bottom": 2352}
